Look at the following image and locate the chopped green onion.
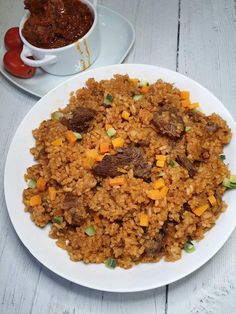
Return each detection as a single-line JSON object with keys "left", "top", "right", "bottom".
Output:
{"left": 27, "top": 179, "right": 37, "bottom": 188}
{"left": 219, "top": 155, "right": 226, "bottom": 161}
{"left": 107, "top": 127, "right": 116, "bottom": 138}
{"left": 52, "top": 111, "right": 64, "bottom": 120}
{"left": 73, "top": 132, "right": 82, "bottom": 140}
{"left": 105, "top": 257, "right": 117, "bottom": 269}
{"left": 133, "top": 94, "right": 143, "bottom": 101}
{"left": 185, "top": 126, "right": 191, "bottom": 133}
{"left": 85, "top": 226, "right": 96, "bottom": 236}
{"left": 192, "top": 109, "right": 199, "bottom": 113}
{"left": 169, "top": 160, "right": 179, "bottom": 167}
{"left": 184, "top": 241, "right": 195, "bottom": 253}
{"left": 222, "top": 178, "right": 232, "bottom": 188}
{"left": 104, "top": 93, "right": 113, "bottom": 106}
{"left": 222, "top": 175, "right": 236, "bottom": 189}
{"left": 53, "top": 216, "right": 63, "bottom": 224}
{"left": 138, "top": 79, "right": 149, "bottom": 87}
{"left": 230, "top": 175, "right": 236, "bottom": 183}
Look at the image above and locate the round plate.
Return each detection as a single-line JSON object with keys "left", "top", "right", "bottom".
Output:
{"left": 4, "top": 64, "right": 236, "bottom": 292}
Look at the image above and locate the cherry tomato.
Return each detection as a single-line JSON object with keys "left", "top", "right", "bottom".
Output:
{"left": 4, "top": 27, "right": 23, "bottom": 50}
{"left": 3, "top": 49, "right": 36, "bottom": 79}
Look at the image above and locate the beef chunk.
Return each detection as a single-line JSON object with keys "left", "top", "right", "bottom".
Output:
{"left": 144, "top": 225, "right": 167, "bottom": 257}
{"left": 176, "top": 155, "right": 197, "bottom": 178}
{"left": 92, "top": 146, "right": 151, "bottom": 180}
{"left": 61, "top": 106, "right": 96, "bottom": 132}
{"left": 92, "top": 155, "right": 123, "bottom": 178}
{"left": 206, "top": 121, "right": 219, "bottom": 134}
{"left": 62, "top": 192, "right": 79, "bottom": 209}
{"left": 133, "top": 163, "right": 152, "bottom": 180}
{"left": 201, "top": 148, "right": 210, "bottom": 160}
{"left": 152, "top": 106, "right": 185, "bottom": 139}
{"left": 187, "top": 110, "right": 202, "bottom": 123}
{"left": 136, "top": 140, "right": 150, "bottom": 147}
{"left": 71, "top": 212, "right": 85, "bottom": 226}
{"left": 24, "top": 0, "right": 48, "bottom": 14}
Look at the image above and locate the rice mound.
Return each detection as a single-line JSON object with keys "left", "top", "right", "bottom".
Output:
{"left": 23, "top": 75, "right": 232, "bottom": 268}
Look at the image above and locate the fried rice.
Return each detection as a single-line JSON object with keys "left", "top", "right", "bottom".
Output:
{"left": 23, "top": 75, "right": 232, "bottom": 269}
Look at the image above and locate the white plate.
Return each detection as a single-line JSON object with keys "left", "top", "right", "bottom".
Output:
{"left": 4, "top": 64, "right": 236, "bottom": 292}
{"left": 0, "top": 5, "right": 135, "bottom": 98}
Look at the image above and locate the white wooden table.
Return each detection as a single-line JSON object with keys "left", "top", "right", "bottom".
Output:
{"left": 1, "top": 1, "right": 236, "bottom": 313}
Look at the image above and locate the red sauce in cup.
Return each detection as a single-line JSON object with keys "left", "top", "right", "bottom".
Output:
{"left": 22, "top": 0, "right": 94, "bottom": 49}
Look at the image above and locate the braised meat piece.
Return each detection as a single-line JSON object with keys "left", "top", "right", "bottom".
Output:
{"left": 62, "top": 192, "right": 79, "bottom": 209}
{"left": 186, "top": 110, "right": 202, "bottom": 123}
{"left": 206, "top": 121, "right": 219, "bottom": 134}
{"left": 23, "top": 0, "right": 94, "bottom": 49}
{"left": 24, "top": 0, "right": 48, "bottom": 14}
{"left": 144, "top": 225, "right": 167, "bottom": 257}
{"left": 61, "top": 106, "right": 96, "bottom": 133}
{"left": 92, "top": 154, "right": 122, "bottom": 177}
{"left": 176, "top": 155, "right": 197, "bottom": 178}
{"left": 152, "top": 105, "right": 185, "bottom": 139}
{"left": 92, "top": 146, "right": 151, "bottom": 180}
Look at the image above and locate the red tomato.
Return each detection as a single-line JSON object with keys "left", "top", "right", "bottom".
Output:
{"left": 4, "top": 27, "right": 23, "bottom": 50}
{"left": 3, "top": 49, "right": 36, "bottom": 79}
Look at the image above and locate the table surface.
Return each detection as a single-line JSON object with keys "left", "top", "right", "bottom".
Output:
{"left": 1, "top": 0, "right": 236, "bottom": 313}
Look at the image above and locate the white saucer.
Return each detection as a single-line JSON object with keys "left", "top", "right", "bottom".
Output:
{"left": 0, "top": 5, "right": 135, "bottom": 98}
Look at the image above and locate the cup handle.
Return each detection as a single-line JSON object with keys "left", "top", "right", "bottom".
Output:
{"left": 20, "top": 45, "right": 57, "bottom": 67}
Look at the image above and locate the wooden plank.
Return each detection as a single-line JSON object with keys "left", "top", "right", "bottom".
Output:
{"left": 168, "top": 1, "right": 236, "bottom": 313}
{"left": 100, "top": 288, "right": 166, "bottom": 314}
{"left": 0, "top": 1, "right": 180, "bottom": 313}
{"left": 176, "top": 0, "right": 236, "bottom": 118}
{"left": 0, "top": 78, "right": 39, "bottom": 314}
{"left": 100, "top": 0, "right": 179, "bottom": 70}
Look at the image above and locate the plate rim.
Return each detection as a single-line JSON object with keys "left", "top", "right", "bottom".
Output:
{"left": 4, "top": 63, "right": 236, "bottom": 292}
{"left": 0, "top": 4, "right": 135, "bottom": 98}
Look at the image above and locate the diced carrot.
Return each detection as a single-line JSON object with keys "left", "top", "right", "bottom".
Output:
{"left": 29, "top": 195, "right": 41, "bottom": 206}
{"left": 181, "top": 91, "right": 190, "bottom": 100}
{"left": 159, "top": 186, "right": 169, "bottom": 198}
{"left": 65, "top": 130, "right": 77, "bottom": 145}
{"left": 156, "top": 160, "right": 165, "bottom": 167}
{"left": 86, "top": 149, "right": 99, "bottom": 160}
{"left": 130, "top": 78, "right": 139, "bottom": 85}
{"left": 112, "top": 137, "right": 125, "bottom": 148}
{"left": 48, "top": 187, "right": 57, "bottom": 201}
{"left": 37, "top": 177, "right": 46, "bottom": 192}
{"left": 181, "top": 99, "right": 191, "bottom": 108}
{"left": 156, "top": 155, "right": 167, "bottom": 168}
{"left": 83, "top": 157, "right": 95, "bottom": 169}
{"left": 139, "top": 213, "right": 149, "bottom": 227}
{"left": 147, "top": 189, "right": 161, "bottom": 200}
{"left": 193, "top": 204, "right": 209, "bottom": 216}
{"left": 52, "top": 138, "right": 63, "bottom": 146}
{"left": 109, "top": 176, "right": 126, "bottom": 186}
{"left": 189, "top": 102, "right": 200, "bottom": 109}
{"left": 156, "top": 155, "right": 167, "bottom": 161}
{"left": 94, "top": 215, "right": 101, "bottom": 224}
{"left": 121, "top": 110, "right": 130, "bottom": 120}
{"left": 153, "top": 178, "right": 165, "bottom": 190}
{"left": 100, "top": 142, "right": 110, "bottom": 154}
{"left": 105, "top": 123, "right": 113, "bottom": 131}
{"left": 96, "top": 154, "right": 104, "bottom": 162}
{"left": 208, "top": 195, "right": 217, "bottom": 206}
{"left": 147, "top": 186, "right": 169, "bottom": 200}
{"left": 140, "top": 85, "right": 150, "bottom": 94}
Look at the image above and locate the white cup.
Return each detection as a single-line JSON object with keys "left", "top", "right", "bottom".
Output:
{"left": 19, "top": 0, "right": 100, "bottom": 76}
